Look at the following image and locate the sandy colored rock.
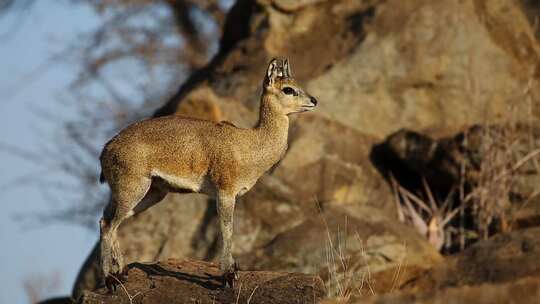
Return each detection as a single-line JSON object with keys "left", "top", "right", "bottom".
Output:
{"left": 308, "top": 0, "right": 540, "bottom": 138}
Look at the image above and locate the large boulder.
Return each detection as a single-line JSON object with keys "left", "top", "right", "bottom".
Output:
{"left": 73, "top": 0, "right": 540, "bottom": 299}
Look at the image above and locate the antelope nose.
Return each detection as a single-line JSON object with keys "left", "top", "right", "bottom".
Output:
{"left": 310, "top": 96, "right": 318, "bottom": 106}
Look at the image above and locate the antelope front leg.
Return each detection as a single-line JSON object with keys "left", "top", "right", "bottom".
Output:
{"left": 216, "top": 192, "right": 238, "bottom": 288}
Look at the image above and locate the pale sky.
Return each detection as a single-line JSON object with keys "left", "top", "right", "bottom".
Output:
{"left": 0, "top": 3, "right": 101, "bottom": 303}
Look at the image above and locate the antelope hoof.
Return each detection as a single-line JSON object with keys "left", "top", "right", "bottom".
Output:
{"left": 105, "top": 274, "right": 118, "bottom": 293}
{"left": 222, "top": 263, "right": 239, "bottom": 289}
{"left": 105, "top": 271, "right": 127, "bottom": 294}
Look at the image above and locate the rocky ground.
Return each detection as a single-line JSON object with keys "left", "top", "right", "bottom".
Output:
{"left": 78, "top": 259, "right": 325, "bottom": 304}
{"left": 44, "top": 0, "right": 540, "bottom": 303}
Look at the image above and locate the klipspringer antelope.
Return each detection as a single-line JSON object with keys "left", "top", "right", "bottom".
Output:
{"left": 98, "top": 58, "right": 317, "bottom": 289}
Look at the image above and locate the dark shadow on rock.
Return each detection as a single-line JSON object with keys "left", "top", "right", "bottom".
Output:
{"left": 369, "top": 132, "right": 424, "bottom": 192}
{"left": 128, "top": 262, "right": 223, "bottom": 290}
{"left": 369, "top": 129, "right": 459, "bottom": 197}
{"left": 369, "top": 128, "right": 476, "bottom": 254}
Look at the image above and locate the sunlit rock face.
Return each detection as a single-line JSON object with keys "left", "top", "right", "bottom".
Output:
{"left": 73, "top": 0, "right": 540, "bottom": 300}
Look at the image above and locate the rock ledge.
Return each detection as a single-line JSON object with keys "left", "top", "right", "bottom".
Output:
{"left": 79, "top": 259, "right": 326, "bottom": 304}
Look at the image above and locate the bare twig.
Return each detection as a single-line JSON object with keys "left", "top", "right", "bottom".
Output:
{"left": 109, "top": 274, "right": 141, "bottom": 304}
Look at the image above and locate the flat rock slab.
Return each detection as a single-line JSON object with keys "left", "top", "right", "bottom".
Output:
{"left": 78, "top": 259, "right": 326, "bottom": 304}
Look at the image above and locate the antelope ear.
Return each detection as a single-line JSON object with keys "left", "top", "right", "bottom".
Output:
{"left": 264, "top": 58, "right": 291, "bottom": 88}
{"left": 284, "top": 58, "right": 292, "bottom": 78}
{"left": 264, "top": 58, "right": 279, "bottom": 87}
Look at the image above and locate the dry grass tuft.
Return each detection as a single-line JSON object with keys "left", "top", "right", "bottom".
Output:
{"left": 317, "top": 199, "right": 408, "bottom": 302}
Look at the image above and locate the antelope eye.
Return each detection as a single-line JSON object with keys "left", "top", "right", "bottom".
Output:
{"left": 282, "top": 87, "right": 296, "bottom": 95}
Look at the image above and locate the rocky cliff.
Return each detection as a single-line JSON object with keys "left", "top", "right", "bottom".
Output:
{"left": 70, "top": 0, "right": 540, "bottom": 303}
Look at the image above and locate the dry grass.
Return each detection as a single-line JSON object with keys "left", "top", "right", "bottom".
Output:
{"left": 246, "top": 285, "right": 259, "bottom": 304}
{"left": 322, "top": 226, "right": 408, "bottom": 302}
{"left": 460, "top": 126, "right": 540, "bottom": 240}
{"left": 320, "top": 208, "right": 357, "bottom": 301}
{"left": 317, "top": 200, "right": 409, "bottom": 302}
{"left": 391, "top": 175, "right": 459, "bottom": 252}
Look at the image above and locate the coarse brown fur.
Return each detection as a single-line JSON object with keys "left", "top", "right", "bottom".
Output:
{"left": 98, "top": 58, "right": 317, "bottom": 289}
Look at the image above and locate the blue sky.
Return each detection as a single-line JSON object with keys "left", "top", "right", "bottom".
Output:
{"left": 0, "top": 3, "right": 101, "bottom": 303}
